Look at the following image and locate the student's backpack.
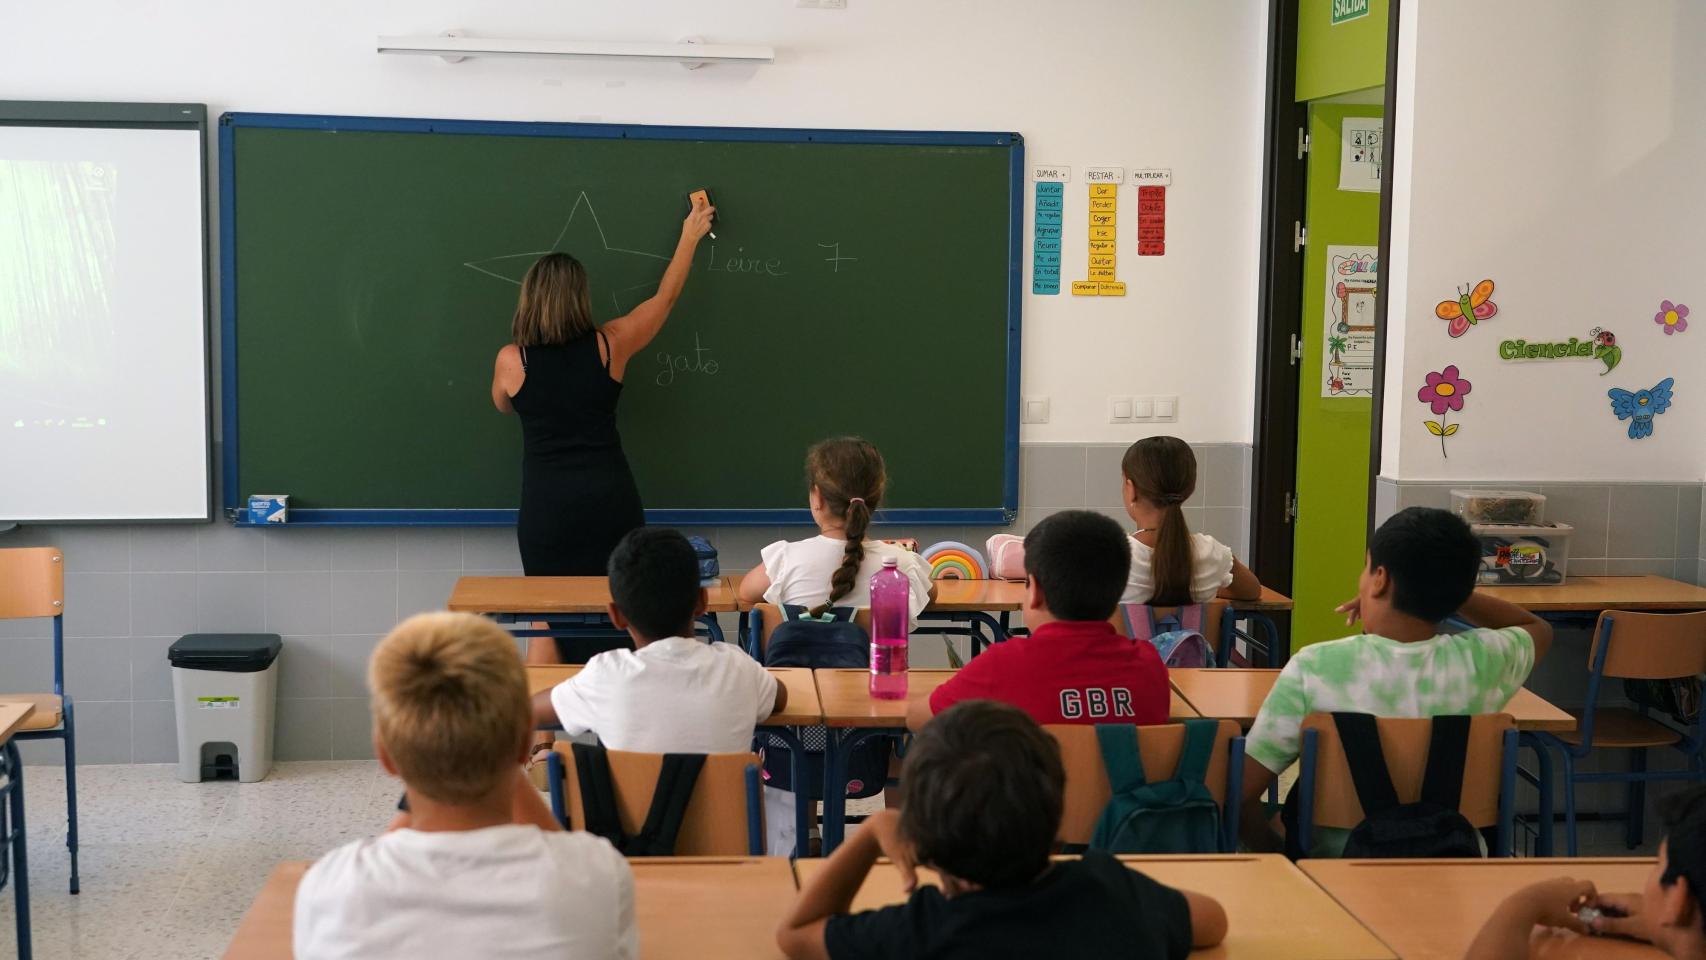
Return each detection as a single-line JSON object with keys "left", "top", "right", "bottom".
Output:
{"left": 1089, "top": 719, "right": 1223, "bottom": 854}
{"left": 1285, "top": 712, "right": 1482, "bottom": 860}
{"left": 572, "top": 741, "right": 704, "bottom": 857}
{"left": 1121, "top": 603, "right": 1216, "bottom": 668}
{"left": 757, "top": 605, "right": 888, "bottom": 800}
{"left": 686, "top": 536, "right": 719, "bottom": 586}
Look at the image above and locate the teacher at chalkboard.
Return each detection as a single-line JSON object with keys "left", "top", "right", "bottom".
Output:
{"left": 489, "top": 195, "right": 716, "bottom": 665}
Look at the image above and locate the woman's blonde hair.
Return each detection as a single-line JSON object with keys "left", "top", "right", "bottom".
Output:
{"left": 512, "top": 253, "right": 595, "bottom": 346}
{"left": 805, "top": 437, "right": 888, "bottom": 617}
{"left": 369, "top": 612, "right": 530, "bottom": 805}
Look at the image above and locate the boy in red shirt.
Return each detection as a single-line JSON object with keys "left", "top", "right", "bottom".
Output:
{"left": 907, "top": 509, "right": 1171, "bottom": 731}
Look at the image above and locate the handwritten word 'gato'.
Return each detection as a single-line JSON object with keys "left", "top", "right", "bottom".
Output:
{"left": 655, "top": 332, "right": 720, "bottom": 386}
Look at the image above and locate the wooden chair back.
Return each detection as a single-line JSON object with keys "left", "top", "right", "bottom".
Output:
{"left": 1301, "top": 712, "right": 1514, "bottom": 829}
{"left": 1590, "top": 610, "right": 1706, "bottom": 680}
{"left": 551, "top": 744, "right": 759, "bottom": 856}
{"left": 0, "top": 547, "right": 64, "bottom": 620}
{"left": 1047, "top": 720, "right": 1240, "bottom": 845}
{"left": 753, "top": 602, "right": 870, "bottom": 658}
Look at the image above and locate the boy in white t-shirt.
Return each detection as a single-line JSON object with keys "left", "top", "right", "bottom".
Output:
{"left": 1118, "top": 436, "right": 1262, "bottom": 605}
{"left": 737, "top": 437, "right": 934, "bottom": 627}
{"left": 295, "top": 612, "right": 635, "bottom": 960}
{"left": 532, "top": 527, "right": 786, "bottom": 754}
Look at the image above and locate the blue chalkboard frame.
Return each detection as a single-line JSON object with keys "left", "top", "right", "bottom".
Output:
{"left": 219, "top": 112, "right": 1022, "bottom": 527}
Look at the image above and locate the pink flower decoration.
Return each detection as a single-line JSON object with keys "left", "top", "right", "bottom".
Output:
{"left": 1417, "top": 365, "right": 1472, "bottom": 415}
{"left": 1655, "top": 300, "right": 1689, "bottom": 335}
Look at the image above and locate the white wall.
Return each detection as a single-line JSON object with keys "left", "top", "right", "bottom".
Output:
{"left": 1381, "top": 0, "right": 1706, "bottom": 481}
{"left": 0, "top": 0, "right": 1268, "bottom": 445}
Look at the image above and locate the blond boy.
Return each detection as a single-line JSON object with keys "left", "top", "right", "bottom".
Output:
{"left": 293, "top": 613, "right": 636, "bottom": 959}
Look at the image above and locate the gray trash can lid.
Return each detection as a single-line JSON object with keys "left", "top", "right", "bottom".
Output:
{"left": 169, "top": 633, "right": 283, "bottom": 672}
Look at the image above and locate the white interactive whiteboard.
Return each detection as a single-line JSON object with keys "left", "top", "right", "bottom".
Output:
{"left": 0, "top": 103, "right": 210, "bottom": 521}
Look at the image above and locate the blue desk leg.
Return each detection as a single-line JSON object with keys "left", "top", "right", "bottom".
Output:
{"left": 697, "top": 613, "right": 725, "bottom": 645}
{"left": 757, "top": 727, "right": 815, "bottom": 859}
{"left": 6, "top": 741, "right": 29, "bottom": 960}
{"left": 820, "top": 729, "right": 898, "bottom": 857}
{"left": 1521, "top": 732, "right": 1556, "bottom": 857}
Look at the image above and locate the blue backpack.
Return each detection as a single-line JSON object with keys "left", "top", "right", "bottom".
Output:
{"left": 1090, "top": 719, "right": 1223, "bottom": 854}
{"left": 1121, "top": 603, "right": 1216, "bottom": 668}
{"left": 758, "top": 606, "right": 888, "bottom": 800}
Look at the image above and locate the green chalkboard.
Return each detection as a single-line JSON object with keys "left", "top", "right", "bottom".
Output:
{"left": 221, "top": 114, "right": 1020, "bottom": 524}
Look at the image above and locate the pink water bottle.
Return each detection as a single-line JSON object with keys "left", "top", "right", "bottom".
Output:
{"left": 869, "top": 557, "right": 910, "bottom": 700}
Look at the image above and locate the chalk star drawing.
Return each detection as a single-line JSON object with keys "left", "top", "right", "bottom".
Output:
{"left": 463, "top": 192, "right": 671, "bottom": 316}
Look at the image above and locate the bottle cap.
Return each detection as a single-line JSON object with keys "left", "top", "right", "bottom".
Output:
{"left": 882, "top": 557, "right": 899, "bottom": 568}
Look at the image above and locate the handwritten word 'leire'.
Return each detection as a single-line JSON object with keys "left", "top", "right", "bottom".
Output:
{"left": 655, "top": 332, "right": 719, "bottom": 387}
{"left": 706, "top": 245, "right": 786, "bottom": 276}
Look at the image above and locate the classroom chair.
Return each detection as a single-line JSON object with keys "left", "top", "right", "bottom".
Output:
{"left": 1047, "top": 720, "right": 1245, "bottom": 853}
{"left": 0, "top": 547, "right": 79, "bottom": 893}
{"left": 1112, "top": 600, "right": 1231, "bottom": 666}
{"left": 746, "top": 602, "right": 871, "bottom": 659}
{"left": 1295, "top": 712, "right": 1518, "bottom": 858}
{"left": 544, "top": 743, "right": 764, "bottom": 856}
{"left": 1531, "top": 610, "right": 1706, "bottom": 856}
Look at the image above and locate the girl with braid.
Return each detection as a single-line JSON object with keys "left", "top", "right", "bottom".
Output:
{"left": 738, "top": 437, "right": 934, "bottom": 628}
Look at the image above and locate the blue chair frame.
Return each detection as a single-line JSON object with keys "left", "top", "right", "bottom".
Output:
{"left": 546, "top": 750, "right": 765, "bottom": 856}
{"left": 6, "top": 604, "right": 78, "bottom": 895}
{"left": 1530, "top": 613, "right": 1706, "bottom": 856}
{"left": 1, "top": 735, "right": 30, "bottom": 959}
{"left": 1295, "top": 724, "right": 1519, "bottom": 857}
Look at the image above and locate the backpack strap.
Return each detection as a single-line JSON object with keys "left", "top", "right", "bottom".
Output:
{"left": 572, "top": 742, "right": 626, "bottom": 850}
{"left": 1418, "top": 714, "right": 1471, "bottom": 811}
{"left": 1174, "top": 718, "right": 1219, "bottom": 786}
{"left": 1120, "top": 604, "right": 1167, "bottom": 643}
{"left": 628, "top": 753, "right": 707, "bottom": 856}
{"left": 1095, "top": 724, "right": 1148, "bottom": 792}
{"left": 782, "top": 603, "right": 855, "bottom": 624}
{"left": 1330, "top": 712, "right": 1402, "bottom": 817}
{"left": 1177, "top": 604, "right": 1204, "bottom": 634}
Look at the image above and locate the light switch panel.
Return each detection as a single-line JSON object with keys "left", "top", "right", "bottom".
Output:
{"left": 1023, "top": 397, "right": 1051, "bottom": 424}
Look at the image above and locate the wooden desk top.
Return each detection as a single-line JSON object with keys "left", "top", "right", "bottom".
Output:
{"left": 225, "top": 857, "right": 796, "bottom": 960}
{"left": 1238, "top": 586, "right": 1296, "bottom": 612}
{"left": 1301, "top": 858, "right": 1663, "bottom": 960}
{"left": 526, "top": 664, "right": 823, "bottom": 726}
{"left": 1480, "top": 575, "right": 1706, "bottom": 612}
{"left": 1171, "top": 689, "right": 1199, "bottom": 719}
{"left": 923, "top": 577, "right": 1027, "bottom": 612}
{"left": 795, "top": 854, "right": 1393, "bottom": 960}
{"left": 449, "top": 576, "right": 739, "bottom": 615}
{"left": 0, "top": 702, "right": 36, "bottom": 744}
{"left": 1169, "top": 669, "right": 1576, "bottom": 732}
{"left": 814, "top": 669, "right": 957, "bottom": 727}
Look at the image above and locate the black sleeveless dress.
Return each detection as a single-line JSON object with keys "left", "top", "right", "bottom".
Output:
{"left": 511, "top": 333, "right": 645, "bottom": 578}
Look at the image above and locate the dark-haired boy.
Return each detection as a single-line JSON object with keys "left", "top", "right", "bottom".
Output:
{"left": 778, "top": 700, "right": 1226, "bottom": 960}
{"left": 1239, "top": 506, "right": 1554, "bottom": 854}
{"left": 1466, "top": 785, "right": 1706, "bottom": 958}
{"left": 531, "top": 526, "right": 785, "bottom": 753}
{"left": 907, "top": 509, "right": 1171, "bottom": 732}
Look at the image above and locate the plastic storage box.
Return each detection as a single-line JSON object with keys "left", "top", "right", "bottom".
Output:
{"left": 1471, "top": 522, "right": 1571, "bottom": 585}
{"left": 169, "top": 633, "right": 282, "bottom": 783}
{"left": 1452, "top": 489, "right": 1546, "bottom": 526}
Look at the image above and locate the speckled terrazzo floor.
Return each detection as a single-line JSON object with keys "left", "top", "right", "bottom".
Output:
{"left": 0, "top": 762, "right": 399, "bottom": 960}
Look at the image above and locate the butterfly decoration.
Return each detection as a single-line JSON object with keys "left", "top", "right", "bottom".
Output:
{"left": 1608, "top": 377, "right": 1675, "bottom": 439}
{"left": 1435, "top": 279, "right": 1498, "bottom": 338}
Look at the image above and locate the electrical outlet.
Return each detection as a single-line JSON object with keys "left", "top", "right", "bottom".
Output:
{"left": 1153, "top": 396, "right": 1178, "bottom": 421}
{"left": 1109, "top": 397, "right": 1133, "bottom": 423}
{"left": 1022, "top": 397, "right": 1051, "bottom": 424}
{"left": 1132, "top": 397, "right": 1155, "bottom": 421}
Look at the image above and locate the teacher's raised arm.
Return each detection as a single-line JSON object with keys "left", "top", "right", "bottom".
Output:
{"left": 600, "top": 194, "right": 716, "bottom": 381}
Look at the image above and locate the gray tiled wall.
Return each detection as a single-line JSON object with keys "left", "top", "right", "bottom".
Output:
{"left": 1374, "top": 479, "right": 1705, "bottom": 585}
{"left": 0, "top": 441, "right": 1252, "bottom": 764}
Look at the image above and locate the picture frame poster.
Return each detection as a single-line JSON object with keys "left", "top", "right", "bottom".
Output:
{"left": 1323, "top": 245, "right": 1379, "bottom": 398}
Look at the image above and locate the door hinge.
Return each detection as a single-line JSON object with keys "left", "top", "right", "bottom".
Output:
{"left": 1297, "top": 127, "right": 1310, "bottom": 159}
{"left": 1293, "top": 222, "right": 1307, "bottom": 252}
{"left": 1284, "top": 492, "right": 1299, "bottom": 523}
{"left": 1289, "top": 333, "right": 1303, "bottom": 365}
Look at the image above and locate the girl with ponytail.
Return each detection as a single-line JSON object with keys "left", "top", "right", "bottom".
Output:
{"left": 1119, "top": 437, "right": 1261, "bottom": 605}
{"left": 737, "top": 437, "right": 934, "bottom": 626}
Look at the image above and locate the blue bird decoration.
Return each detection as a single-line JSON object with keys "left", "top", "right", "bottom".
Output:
{"left": 1608, "top": 377, "right": 1675, "bottom": 439}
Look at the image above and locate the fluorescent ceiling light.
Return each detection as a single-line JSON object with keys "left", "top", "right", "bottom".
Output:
{"left": 376, "top": 33, "right": 775, "bottom": 67}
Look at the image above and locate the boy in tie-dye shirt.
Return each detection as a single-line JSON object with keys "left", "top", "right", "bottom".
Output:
{"left": 1239, "top": 507, "right": 1555, "bottom": 855}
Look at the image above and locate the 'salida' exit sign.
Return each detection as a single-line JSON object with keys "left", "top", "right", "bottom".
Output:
{"left": 1332, "top": 0, "right": 1370, "bottom": 25}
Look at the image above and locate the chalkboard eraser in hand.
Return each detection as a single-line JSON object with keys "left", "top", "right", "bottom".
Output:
{"left": 690, "top": 189, "right": 716, "bottom": 239}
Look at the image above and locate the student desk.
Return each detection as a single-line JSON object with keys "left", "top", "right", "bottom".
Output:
{"left": 1481, "top": 575, "right": 1706, "bottom": 615}
{"left": 1300, "top": 858, "right": 1663, "bottom": 960}
{"left": 1168, "top": 668, "right": 1577, "bottom": 732}
{"left": 1, "top": 702, "right": 35, "bottom": 960}
{"left": 448, "top": 575, "right": 737, "bottom": 644}
{"left": 813, "top": 668, "right": 955, "bottom": 856}
{"left": 794, "top": 854, "right": 1394, "bottom": 959}
{"left": 223, "top": 857, "right": 798, "bottom": 960}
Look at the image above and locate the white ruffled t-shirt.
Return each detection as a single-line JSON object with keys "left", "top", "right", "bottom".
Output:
{"left": 1121, "top": 532, "right": 1235, "bottom": 604}
{"left": 760, "top": 536, "right": 934, "bottom": 629}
